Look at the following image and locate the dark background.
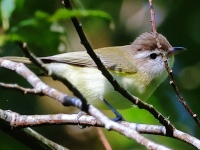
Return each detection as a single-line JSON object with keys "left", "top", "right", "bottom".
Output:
{"left": 0, "top": 0, "right": 200, "bottom": 149}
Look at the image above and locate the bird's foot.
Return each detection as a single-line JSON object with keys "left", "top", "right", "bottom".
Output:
{"left": 103, "top": 99, "right": 125, "bottom": 122}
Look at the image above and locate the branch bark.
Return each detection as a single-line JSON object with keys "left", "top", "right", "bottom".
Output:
{"left": 1, "top": 109, "right": 200, "bottom": 149}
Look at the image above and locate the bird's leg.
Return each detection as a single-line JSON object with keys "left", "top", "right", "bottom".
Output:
{"left": 76, "top": 99, "right": 124, "bottom": 129}
{"left": 103, "top": 99, "right": 125, "bottom": 121}
{"left": 76, "top": 111, "right": 87, "bottom": 128}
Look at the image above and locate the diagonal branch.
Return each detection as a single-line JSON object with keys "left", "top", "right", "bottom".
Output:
{"left": 148, "top": 0, "right": 200, "bottom": 126}
{"left": 0, "top": 58, "right": 83, "bottom": 109}
{"left": 63, "top": 0, "right": 175, "bottom": 134}
{"left": 17, "top": 42, "right": 88, "bottom": 111}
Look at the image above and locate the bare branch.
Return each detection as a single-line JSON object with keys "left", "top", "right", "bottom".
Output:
{"left": 122, "top": 122, "right": 200, "bottom": 149}
{"left": 148, "top": 0, "right": 200, "bottom": 126}
{"left": 0, "top": 82, "right": 42, "bottom": 94}
{"left": 88, "top": 105, "right": 171, "bottom": 150}
{"left": 17, "top": 42, "right": 88, "bottom": 111}
{"left": 165, "top": 62, "right": 200, "bottom": 126}
{"left": 0, "top": 58, "right": 82, "bottom": 108}
{"left": 97, "top": 127, "right": 112, "bottom": 150}
{"left": 0, "top": 109, "right": 68, "bottom": 150}
{"left": 2, "top": 109, "right": 200, "bottom": 149}
{"left": 1, "top": 107, "right": 171, "bottom": 150}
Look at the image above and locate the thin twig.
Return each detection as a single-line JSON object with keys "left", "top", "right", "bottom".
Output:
{"left": 165, "top": 60, "right": 200, "bottom": 126}
{"left": 148, "top": 0, "right": 200, "bottom": 126}
{"left": 0, "top": 82, "right": 42, "bottom": 94}
{"left": 97, "top": 128, "right": 112, "bottom": 150}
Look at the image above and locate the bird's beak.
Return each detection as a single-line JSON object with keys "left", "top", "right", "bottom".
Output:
{"left": 167, "top": 47, "right": 187, "bottom": 57}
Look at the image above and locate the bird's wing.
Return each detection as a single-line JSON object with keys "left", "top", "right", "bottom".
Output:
{"left": 40, "top": 51, "right": 97, "bottom": 67}
{"left": 40, "top": 46, "right": 137, "bottom": 73}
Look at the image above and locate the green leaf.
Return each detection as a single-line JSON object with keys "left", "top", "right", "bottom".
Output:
{"left": 49, "top": 8, "right": 113, "bottom": 23}
{"left": 35, "top": 11, "right": 50, "bottom": 20}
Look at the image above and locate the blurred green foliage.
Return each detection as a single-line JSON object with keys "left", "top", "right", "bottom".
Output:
{"left": 0, "top": 0, "right": 200, "bottom": 149}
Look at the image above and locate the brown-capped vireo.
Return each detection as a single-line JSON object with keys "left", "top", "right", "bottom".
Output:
{"left": 4, "top": 32, "right": 186, "bottom": 109}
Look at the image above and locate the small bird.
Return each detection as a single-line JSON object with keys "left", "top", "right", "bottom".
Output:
{"left": 5, "top": 32, "right": 185, "bottom": 109}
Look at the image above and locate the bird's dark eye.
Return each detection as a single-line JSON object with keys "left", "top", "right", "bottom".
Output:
{"left": 150, "top": 53, "right": 158, "bottom": 59}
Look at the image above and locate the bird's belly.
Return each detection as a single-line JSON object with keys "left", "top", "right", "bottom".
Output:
{"left": 45, "top": 63, "right": 153, "bottom": 109}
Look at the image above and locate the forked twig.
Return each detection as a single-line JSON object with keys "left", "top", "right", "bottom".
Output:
{"left": 0, "top": 82, "right": 42, "bottom": 94}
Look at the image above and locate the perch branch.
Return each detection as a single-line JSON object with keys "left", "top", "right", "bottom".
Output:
{"left": 2, "top": 109, "right": 199, "bottom": 149}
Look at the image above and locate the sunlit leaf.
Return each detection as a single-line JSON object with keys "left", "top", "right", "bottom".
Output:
{"left": 49, "top": 8, "right": 113, "bottom": 23}
{"left": 35, "top": 11, "right": 50, "bottom": 20}
{"left": 0, "top": 0, "right": 15, "bottom": 30}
